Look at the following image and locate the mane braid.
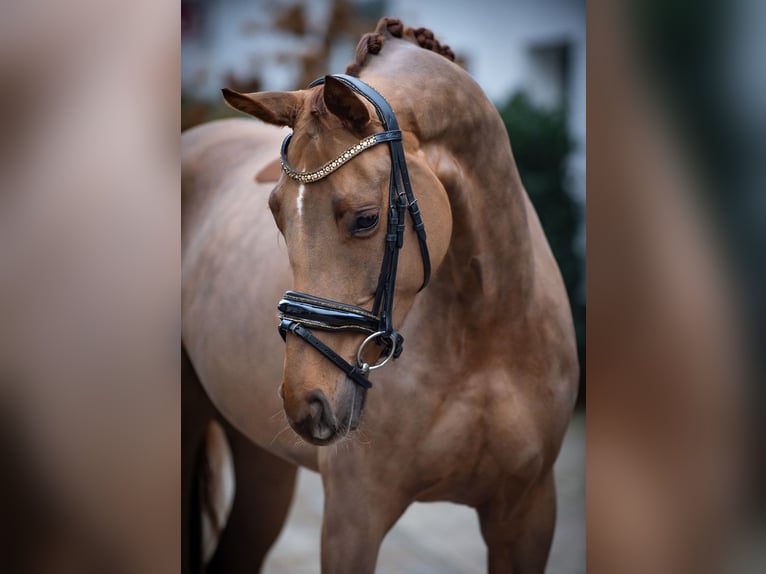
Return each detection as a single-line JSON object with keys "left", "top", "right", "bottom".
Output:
{"left": 345, "top": 17, "right": 456, "bottom": 77}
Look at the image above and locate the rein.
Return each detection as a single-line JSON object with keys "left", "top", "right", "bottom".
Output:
{"left": 277, "top": 74, "right": 431, "bottom": 389}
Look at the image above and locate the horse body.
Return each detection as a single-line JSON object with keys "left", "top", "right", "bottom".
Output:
{"left": 183, "top": 23, "right": 577, "bottom": 574}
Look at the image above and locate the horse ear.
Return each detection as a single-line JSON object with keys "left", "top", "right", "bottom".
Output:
{"left": 221, "top": 88, "right": 300, "bottom": 127}
{"left": 322, "top": 76, "right": 371, "bottom": 131}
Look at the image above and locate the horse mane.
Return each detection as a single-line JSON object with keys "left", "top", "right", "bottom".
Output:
{"left": 345, "top": 17, "right": 456, "bottom": 77}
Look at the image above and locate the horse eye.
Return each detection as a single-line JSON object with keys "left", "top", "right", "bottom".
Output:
{"left": 354, "top": 212, "right": 379, "bottom": 233}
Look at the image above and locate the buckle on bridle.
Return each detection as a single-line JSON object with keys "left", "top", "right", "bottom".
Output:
{"left": 356, "top": 330, "right": 400, "bottom": 374}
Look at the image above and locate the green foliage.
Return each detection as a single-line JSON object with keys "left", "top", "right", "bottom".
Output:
{"left": 498, "top": 92, "right": 585, "bottom": 395}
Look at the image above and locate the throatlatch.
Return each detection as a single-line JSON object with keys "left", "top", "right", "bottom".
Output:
{"left": 277, "top": 74, "right": 430, "bottom": 389}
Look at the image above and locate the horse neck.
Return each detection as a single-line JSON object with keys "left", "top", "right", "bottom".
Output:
{"left": 430, "top": 108, "right": 535, "bottom": 326}
{"left": 364, "top": 51, "right": 535, "bottom": 338}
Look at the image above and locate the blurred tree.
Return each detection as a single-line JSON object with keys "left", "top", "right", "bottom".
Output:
{"left": 498, "top": 92, "right": 586, "bottom": 400}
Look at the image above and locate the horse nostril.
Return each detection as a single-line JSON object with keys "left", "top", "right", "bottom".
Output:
{"left": 306, "top": 390, "right": 335, "bottom": 441}
{"left": 307, "top": 389, "right": 330, "bottom": 415}
{"left": 307, "top": 397, "right": 322, "bottom": 420}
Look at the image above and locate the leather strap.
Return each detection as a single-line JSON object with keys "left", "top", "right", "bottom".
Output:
{"left": 280, "top": 320, "right": 373, "bottom": 389}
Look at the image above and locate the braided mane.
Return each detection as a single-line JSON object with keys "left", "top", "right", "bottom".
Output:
{"left": 346, "top": 17, "right": 456, "bottom": 77}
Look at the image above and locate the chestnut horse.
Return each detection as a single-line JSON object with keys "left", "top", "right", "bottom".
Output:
{"left": 182, "top": 18, "right": 578, "bottom": 574}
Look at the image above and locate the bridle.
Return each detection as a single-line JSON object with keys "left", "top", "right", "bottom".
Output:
{"left": 277, "top": 74, "right": 431, "bottom": 389}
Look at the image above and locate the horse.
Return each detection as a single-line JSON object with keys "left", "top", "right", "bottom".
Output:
{"left": 182, "top": 17, "right": 578, "bottom": 574}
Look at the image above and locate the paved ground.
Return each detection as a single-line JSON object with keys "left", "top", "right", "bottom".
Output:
{"left": 263, "top": 410, "right": 585, "bottom": 573}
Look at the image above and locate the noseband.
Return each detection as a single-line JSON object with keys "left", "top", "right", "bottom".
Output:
{"left": 277, "top": 74, "right": 431, "bottom": 389}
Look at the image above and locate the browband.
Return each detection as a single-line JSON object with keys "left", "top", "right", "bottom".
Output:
{"left": 281, "top": 132, "right": 402, "bottom": 184}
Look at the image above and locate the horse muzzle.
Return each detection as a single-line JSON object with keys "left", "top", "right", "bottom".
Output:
{"left": 281, "top": 381, "right": 367, "bottom": 445}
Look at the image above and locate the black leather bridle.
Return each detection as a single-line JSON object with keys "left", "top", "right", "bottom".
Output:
{"left": 277, "top": 74, "right": 431, "bottom": 389}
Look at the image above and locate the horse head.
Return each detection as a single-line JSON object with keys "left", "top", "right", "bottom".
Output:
{"left": 223, "top": 72, "right": 452, "bottom": 445}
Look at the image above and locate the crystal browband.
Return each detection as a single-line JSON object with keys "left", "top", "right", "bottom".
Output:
{"left": 280, "top": 131, "right": 402, "bottom": 183}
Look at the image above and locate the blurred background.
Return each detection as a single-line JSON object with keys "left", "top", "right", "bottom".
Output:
{"left": 182, "top": 1, "right": 585, "bottom": 572}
